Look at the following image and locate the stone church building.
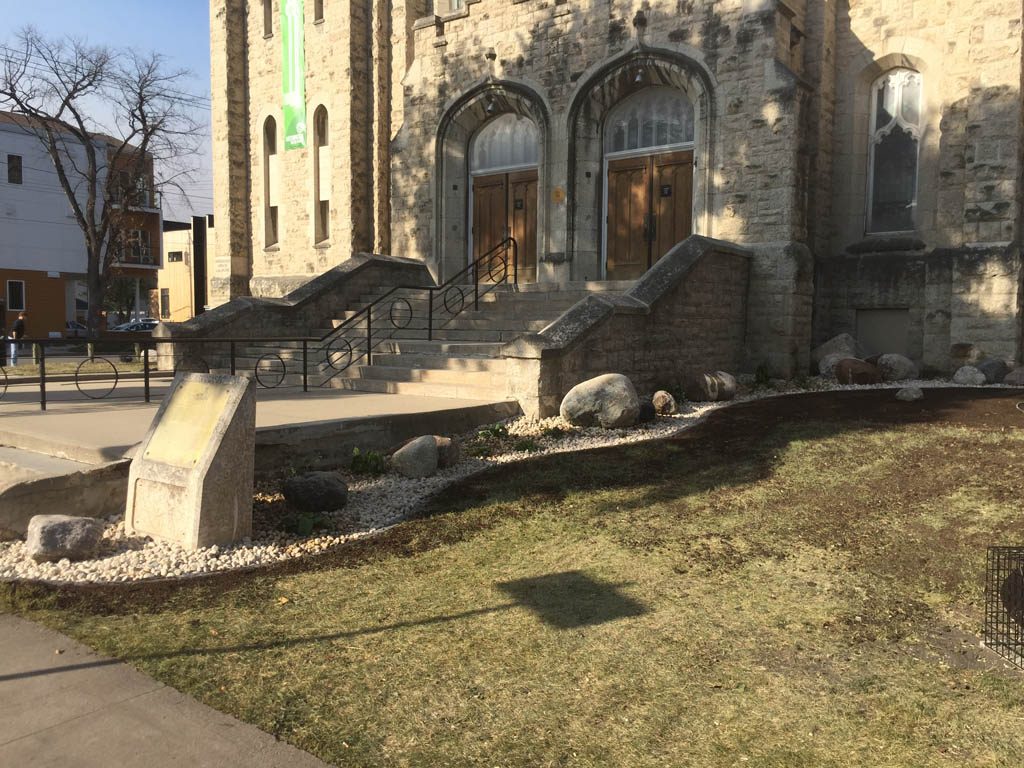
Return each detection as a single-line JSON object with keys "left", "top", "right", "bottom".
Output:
{"left": 204, "top": 0, "right": 1024, "bottom": 389}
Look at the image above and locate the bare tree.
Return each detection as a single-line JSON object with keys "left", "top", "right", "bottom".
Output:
{"left": 0, "top": 27, "right": 201, "bottom": 335}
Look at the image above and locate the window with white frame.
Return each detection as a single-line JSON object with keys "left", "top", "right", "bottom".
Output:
{"left": 470, "top": 113, "right": 539, "bottom": 174}
{"left": 6, "top": 280, "right": 25, "bottom": 311}
{"left": 868, "top": 68, "right": 922, "bottom": 233}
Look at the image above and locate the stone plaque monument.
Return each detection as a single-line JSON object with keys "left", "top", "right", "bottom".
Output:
{"left": 125, "top": 373, "right": 256, "bottom": 549}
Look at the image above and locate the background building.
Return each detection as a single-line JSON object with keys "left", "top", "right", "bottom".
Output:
{"left": 0, "top": 112, "right": 162, "bottom": 337}
{"left": 157, "top": 215, "right": 216, "bottom": 322}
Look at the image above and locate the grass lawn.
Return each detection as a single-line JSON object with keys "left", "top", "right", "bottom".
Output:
{"left": 2, "top": 359, "right": 144, "bottom": 378}
{"left": 5, "top": 390, "right": 1024, "bottom": 767}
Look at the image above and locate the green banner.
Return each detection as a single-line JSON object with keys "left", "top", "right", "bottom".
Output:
{"left": 282, "top": 0, "right": 307, "bottom": 150}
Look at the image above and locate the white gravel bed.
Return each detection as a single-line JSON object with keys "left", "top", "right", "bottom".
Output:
{"left": 1, "top": 377, "right": 1019, "bottom": 586}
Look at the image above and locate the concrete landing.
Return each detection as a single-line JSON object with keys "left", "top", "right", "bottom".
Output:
{"left": 0, "top": 614, "right": 330, "bottom": 767}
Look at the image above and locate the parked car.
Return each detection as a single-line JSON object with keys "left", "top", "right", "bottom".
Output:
{"left": 110, "top": 319, "right": 158, "bottom": 332}
{"left": 64, "top": 320, "right": 87, "bottom": 338}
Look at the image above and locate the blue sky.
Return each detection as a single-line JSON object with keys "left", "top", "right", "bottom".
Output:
{"left": 1, "top": 0, "right": 214, "bottom": 218}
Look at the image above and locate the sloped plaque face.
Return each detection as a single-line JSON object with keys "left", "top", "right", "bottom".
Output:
{"left": 143, "top": 380, "right": 231, "bottom": 468}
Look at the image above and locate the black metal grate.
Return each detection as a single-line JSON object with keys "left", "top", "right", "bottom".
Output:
{"left": 984, "top": 547, "right": 1024, "bottom": 668}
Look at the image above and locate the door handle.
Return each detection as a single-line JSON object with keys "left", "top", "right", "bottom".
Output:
{"left": 643, "top": 213, "right": 656, "bottom": 242}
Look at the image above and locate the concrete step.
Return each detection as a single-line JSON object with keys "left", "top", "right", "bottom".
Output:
{"left": 369, "top": 353, "right": 504, "bottom": 371}
{"left": 377, "top": 340, "right": 504, "bottom": 356}
{"left": 345, "top": 365, "right": 506, "bottom": 388}
{"left": 327, "top": 376, "right": 507, "bottom": 401}
{"left": 434, "top": 317, "right": 551, "bottom": 333}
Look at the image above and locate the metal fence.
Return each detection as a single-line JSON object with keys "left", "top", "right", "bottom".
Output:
{"left": 984, "top": 546, "right": 1024, "bottom": 668}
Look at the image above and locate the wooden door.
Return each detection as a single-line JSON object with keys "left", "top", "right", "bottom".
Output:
{"left": 606, "top": 156, "right": 651, "bottom": 281}
{"left": 606, "top": 150, "right": 694, "bottom": 280}
{"left": 652, "top": 150, "right": 694, "bottom": 263}
{"left": 472, "top": 173, "right": 508, "bottom": 263}
{"left": 508, "top": 169, "right": 538, "bottom": 283}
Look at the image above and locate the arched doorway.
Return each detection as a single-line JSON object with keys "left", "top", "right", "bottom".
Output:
{"left": 603, "top": 87, "right": 695, "bottom": 280}
{"left": 469, "top": 113, "right": 540, "bottom": 282}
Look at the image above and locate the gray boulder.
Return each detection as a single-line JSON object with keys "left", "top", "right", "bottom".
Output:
{"left": 953, "top": 365, "right": 987, "bottom": 386}
{"left": 895, "top": 386, "right": 924, "bottom": 402}
{"left": 637, "top": 399, "right": 657, "bottom": 423}
{"left": 976, "top": 358, "right": 1009, "bottom": 384}
{"left": 560, "top": 374, "right": 640, "bottom": 429}
{"left": 26, "top": 515, "right": 104, "bottom": 563}
{"left": 1004, "top": 367, "right": 1024, "bottom": 386}
{"left": 819, "top": 353, "right": 845, "bottom": 378}
{"left": 652, "top": 390, "right": 678, "bottom": 415}
{"left": 392, "top": 435, "right": 440, "bottom": 477}
{"left": 877, "top": 353, "right": 919, "bottom": 382}
{"left": 812, "top": 334, "right": 858, "bottom": 367}
{"left": 684, "top": 371, "right": 737, "bottom": 402}
{"left": 283, "top": 471, "right": 348, "bottom": 513}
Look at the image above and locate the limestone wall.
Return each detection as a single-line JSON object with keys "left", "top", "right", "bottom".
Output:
{"left": 503, "top": 236, "right": 750, "bottom": 418}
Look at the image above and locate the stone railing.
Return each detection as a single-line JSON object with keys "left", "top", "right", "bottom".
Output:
{"left": 154, "top": 253, "right": 434, "bottom": 370}
{"left": 501, "top": 236, "right": 752, "bottom": 418}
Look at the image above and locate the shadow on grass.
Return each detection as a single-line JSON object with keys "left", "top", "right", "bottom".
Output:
{"left": 1, "top": 571, "right": 646, "bottom": 682}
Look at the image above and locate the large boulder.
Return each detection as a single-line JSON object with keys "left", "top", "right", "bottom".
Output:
{"left": 1004, "top": 367, "right": 1024, "bottom": 386}
{"left": 812, "top": 334, "right": 858, "bottom": 367}
{"left": 392, "top": 435, "right": 440, "bottom": 477}
{"left": 877, "top": 353, "right": 919, "bottom": 382}
{"left": 952, "top": 365, "right": 987, "bottom": 386}
{"left": 26, "top": 515, "right": 104, "bottom": 563}
{"left": 819, "top": 353, "right": 845, "bottom": 378}
{"left": 976, "top": 358, "right": 1009, "bottom": 384}
{"left": 684, "top": 371, "right": 737, "bottom": 402}
{"left": 283, "top": 472, "right": 348, "bottom": 513}
{"left": 834, "top": 358, "right": 882, "bottom": 385}
{"left": 652, "top": 390, "right": 678, "bottom": 415}
{"left": 560, "top": 374, "right": 640, "bottom": 429}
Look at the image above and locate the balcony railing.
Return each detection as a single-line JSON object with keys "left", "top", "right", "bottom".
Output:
{"left": 110, "top": 188, "right": 161, "bottom": 210}
{"left": 114, "top": 246, "right": 157, "bottom": 266}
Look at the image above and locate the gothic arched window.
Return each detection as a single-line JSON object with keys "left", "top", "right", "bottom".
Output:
{"left": 470, "top": 113, "right": 539, "bottom": 174}
{"left": 604, "top": 87, "right": 695, "bottom": 154}
{"left": 313, "top": 106, "right": 330, "bottom": 243}
{"left": 264, "top": 116, "right": 278, "bottom": 246}
{"left": 868, "top": 69, "right": 922, "bottom": 233}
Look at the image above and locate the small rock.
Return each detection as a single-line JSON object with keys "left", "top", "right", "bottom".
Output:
{"left": 26, "top": 515, "right": 104, "bottom": 563}
{"left": 1004, "top": 367, "right": 1024, "bottom": 386}
{"left": 975, "top": 358, "right": 1009, "bottom": 384}
{"left": 818, "top": 353, "right": 845, "bottom": 378}
{"left": 877, "top": 353, "right": 919, "bottom": 382}
{"left": 560, "top": 373, "right": 640, "bottom": 429}
{"left": 651, "top": 390, "right": 677, "bottom": 415}
{"left": 433, "top": 436, "right": 461, "bottom": 468}
{"left": 282, "top": 472, "right": 348, "bottom": 513}
{"left": 953, "top": 365, "right": 987, "bottom": 386}
{"left": 637, "top": 399, "right": 657, "bottom": 423}
{"left": 834, "top": 358, "right": 882, "bottom": 385}
{"left": 684, "top": 371, "right": 737, "bottom": 402}
{"left": 895, "top": 386, "right": 924, "bottom": 402}
{"left": 391, "top": 435, "right": 440, "bottom": 477}
{"left": 812, "top": 333, "right": 858, "bottom": 367}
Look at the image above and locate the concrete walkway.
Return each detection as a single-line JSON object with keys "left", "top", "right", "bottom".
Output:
{"left": 0, "top": 381, "right": 517, "bottom": 464}
{"left": 0, "top": 614, "right": 331, "bottom": 767}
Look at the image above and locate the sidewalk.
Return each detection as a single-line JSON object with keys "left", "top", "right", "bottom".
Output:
{"left": 0, "top": 614, "right": 331, "bottom": 767}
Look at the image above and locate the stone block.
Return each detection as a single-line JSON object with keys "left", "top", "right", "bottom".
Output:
{"left": 125, "top": 374, "right": 256, "bottom": 550}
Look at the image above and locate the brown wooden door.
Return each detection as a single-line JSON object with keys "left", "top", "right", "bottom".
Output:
{"left": 472, "top": 169, "right": 538, "bottom": 283}
{"left": 652, "top": 150, "right": 694, "bottom": 262}
{"left": 606, "top": 156, "right": 650, "bottom": 281}
{"left": 508, "top": 169, "right": 538, "bottom": 283}
{"left": 606, "top": 149, "right": 693, "bottom": 281}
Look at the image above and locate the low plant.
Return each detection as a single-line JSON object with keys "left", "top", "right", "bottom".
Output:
{"left": 754, "top": 362, "right": 772, "bottom": 389}
{"left": 466, "top": 444, "right": 494, "bottom": 458}
{"left": 512, "top": 438, "right": 540, "bottom": 453}
{"left": 541, "top": 425, "right": 568, "bottom": 439}
{"left": 278, "top": 510, "right": 332, "bottom": 537}
{"left": 350, "top": 447, "right": 387, "bottom": 476}
{"left": 477, "top": 423, "right": 509, "bottom": 440}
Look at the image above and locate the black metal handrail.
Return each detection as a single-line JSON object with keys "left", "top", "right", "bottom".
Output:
{"left": 316, "top": 237, "right": 518, "bottom": 385}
